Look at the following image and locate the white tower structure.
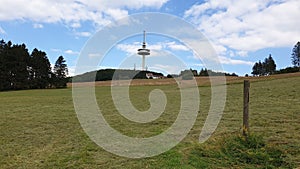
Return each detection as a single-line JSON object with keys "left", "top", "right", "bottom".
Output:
{"left": 137, "top": 31, "right": 150, "bottom": 70}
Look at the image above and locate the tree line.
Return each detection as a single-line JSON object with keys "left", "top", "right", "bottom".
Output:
{"left": 251, "top": 41, "right": 300, "bottom": 76}
{"left": 197, "top": 68, "right": 238, "bottom": 77}
{"left": 251, "top": 54, "right": 276, "bottom": 76}
{"left": 177, "top": 68, "right": 238, "bottom": 80}
{"left": 0, "top": 40, "right": 68, "bottom": 91}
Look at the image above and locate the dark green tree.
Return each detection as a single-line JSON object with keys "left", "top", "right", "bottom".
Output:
{"left": 53, "top": 55, "right": 68, "bottom": 87}
{"left": 291, "top": 41, "right": 300, "bottom": 69}
{"left": 190, "top": 68, "right": 198, "bottom": 76}
{"left": 252, "top": 55, "right": 277, "bottom": 76}
{"left": 199, "top": 68, "right": 209, "bottom": 76}
{"left": 0, "top": 40, "right": 11, "bottom": 90}
{"left": 265, "top": 54, "right": 276, "bottom": 75}
{"left": 11, "top": 44, "right": 30, "bottom": 89}
{"left": 0, "top": 40, "right": 65, "bottom": 90}
{"left": 30, "top": 48, "right": 52, "bottom": 89}
{"left": 0, "top": 42, "right": 30, "bottom": 90}
{"left": 251, "top": 62, "right": 259, "bottom": 76}
{"left": 257, "top": 61, "right": 263, "bottom": 76}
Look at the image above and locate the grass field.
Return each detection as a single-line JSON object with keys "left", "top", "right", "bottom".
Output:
{"left": 1, "top": 73, "right": 300, "bottom": 168}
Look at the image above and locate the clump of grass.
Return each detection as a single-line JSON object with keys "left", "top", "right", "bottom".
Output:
{"left": 222, "top": 134, "right": 293, "bottom": 167}
{"left": 188, "top": 134, "right": 295, "bottom": 168}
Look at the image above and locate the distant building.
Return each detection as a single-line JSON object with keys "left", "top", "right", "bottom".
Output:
{"left": 146, "top": 73, "right": 164, "bottom": 79}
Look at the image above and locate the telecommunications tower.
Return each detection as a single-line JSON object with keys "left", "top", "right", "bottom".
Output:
{"left": 137, "top": 31, "right": 150, "bottom": 70}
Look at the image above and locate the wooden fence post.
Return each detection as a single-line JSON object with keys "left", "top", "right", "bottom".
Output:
{"left": 243, "top": 80, "right": 250, "bottom": 137}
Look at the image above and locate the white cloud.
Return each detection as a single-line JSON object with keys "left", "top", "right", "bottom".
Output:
{"left": 151, "top": 64, "right": 184, "bottom": 74}
{"left": 149, "top": 44, "right": 164, "bottom": 51}
{"left": 104, "top": 8, "right": 128, "bottom": 20}
{"left": 236, "top": 50, "right": 248, "bottom": 57}
{"left": 33, "top": 23, "right": 43, "bottom": 29}
{"left": 81, "top": 0, "right": 169, "bottom": 10}
{"left": 117, "top": 39, "right": 254, "bottom": 68}
{"left": 67, "top": 66, "right": 76, "bottom": 76}
{"left": 117, "top": 41, "right": 191, "bottom": 57}
{"left": 75, "top": 31, "right": 92, "bottom": 37}
{"left": 184, "top": 0, "right": 300, "bottom": 53}
{"left": 165, "top": 41, "right": 189, "bottom": 51}
{"left": 116, "top": 43, "right": 140, "bottom": 55}
{"left": 88, "top": 53, "right": 101, "bottom": 59}
{"left": 116, "top": 42, "right": 163, "bottom": 57}
{"left": 64, "top": 49, "right": 79, "bottom": 55}
{"left": 219, "top": 56, "right": 254, "bottom": 66}
{"left": 70, "top": 22, "right": 81, "bottom": 28}
{"left": 0, "top": 0, "right": 169, "bottom": 28}
{"left": 211, "top": 42, "right": 227, "bottom": 55}
{"left": 0, "top": 26, "right": 6, "bottom": 34}
{"left": 191, "top": 63, "right": 204, "bottom": 67}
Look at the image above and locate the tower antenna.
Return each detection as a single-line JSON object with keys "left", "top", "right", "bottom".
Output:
{"left": 143, "top": 30, "right": 146, "bottom": 44}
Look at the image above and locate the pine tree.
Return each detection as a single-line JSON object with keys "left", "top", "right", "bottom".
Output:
{"left": 2, "top": 42, "right": 30, "bottom": 90}
{"left": 0, "top": 41, "right": 28, "bottom": 90}
{"left": 30, "top": 48, "right": 52, "bottom": 89}
{"left": 257, "top": 61, "right": 263, "bottom": 76}
{"left": 291, "top": 41, "right": 300, "bottom": 70}
{"left": 251, "top": 62, "right": 259, "bottom": 76}
{"left": 199, "top": 68, "right": 209, "bottom": 76}
{"left": 0, "top": 40, "right": 10, "bottom": 90}
{"left": 53, "top": 56, "right": 68, "bottom": 87}
{"left": 266, "top": 54, "right": 276, "bottom": 75}
{"left": 0, "top": 40, "right": 62, "bottom": 90}
{"left": 11, "top": 44, "right": 30, "bottom": 89}
{"left": 252, "top": 55, "right": 277, "bottom": 76}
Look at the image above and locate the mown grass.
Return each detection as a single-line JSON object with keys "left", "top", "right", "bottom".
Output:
{"left": 0, "top": 74, "right": 300, "bottom": 168}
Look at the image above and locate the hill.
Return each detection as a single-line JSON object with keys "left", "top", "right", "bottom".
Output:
{"left": 72, "top": 69, "right": 164, "bottom": 82}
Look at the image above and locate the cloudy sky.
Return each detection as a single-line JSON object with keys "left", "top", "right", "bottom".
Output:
{"left": 0, "top": 0, "right": 299, "bottom": 76}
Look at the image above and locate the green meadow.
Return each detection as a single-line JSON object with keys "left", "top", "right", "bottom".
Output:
{"left": 1, "top": 74, "right": 299, "bottom": 168}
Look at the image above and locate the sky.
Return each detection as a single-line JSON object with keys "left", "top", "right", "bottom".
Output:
{"left": 0, "top": 0, "right": 299, "bottom": 76}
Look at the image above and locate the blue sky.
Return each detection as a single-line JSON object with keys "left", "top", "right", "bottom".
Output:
{"left": 0, "top": 0, "right": 299, "bottom": 76}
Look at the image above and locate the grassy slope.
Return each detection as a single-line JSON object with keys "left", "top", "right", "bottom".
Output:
{"left": 1, "top": 73, "right": 299, "bottom": 168}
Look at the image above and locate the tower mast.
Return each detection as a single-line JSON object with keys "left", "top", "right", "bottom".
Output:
{"left": 137, "top": 31, "right": 150, "bottom": 70}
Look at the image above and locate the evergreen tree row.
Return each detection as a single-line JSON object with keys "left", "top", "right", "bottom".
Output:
{"left": 198, "top": 68, "right": 238, "bottom": 77}
{"left": 0, "top": 40, "right": 68, "bottom": 91}
{"left": 251, "top": 54, "right": 276, "bottom": 76}
{"left": 177, "top": 68, "right": 238, "bottom": 80}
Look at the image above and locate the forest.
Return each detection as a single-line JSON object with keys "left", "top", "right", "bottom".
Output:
{"left": 0, "top": 40, "right": 68, "bottom": 91}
